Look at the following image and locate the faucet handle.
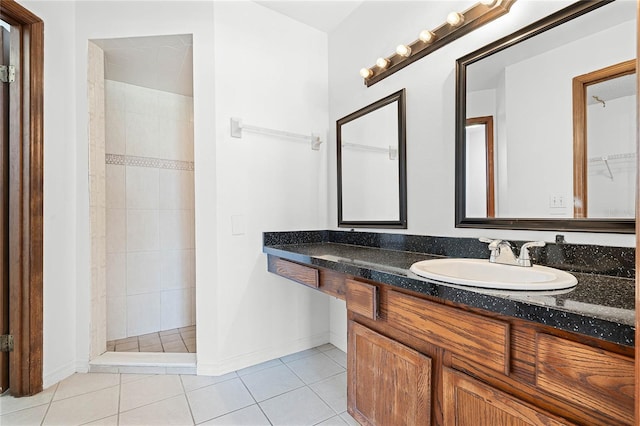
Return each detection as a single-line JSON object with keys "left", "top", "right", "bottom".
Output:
{"left": 479, "top": 237, "right": 505, "bottom": 250}
{"left": 479, "top": 237, "right": 505, "bottom": 262}
{"left": 518, "top": 241, "right": 546, "bottom": 266}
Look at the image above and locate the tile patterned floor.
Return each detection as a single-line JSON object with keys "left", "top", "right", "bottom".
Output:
{"left": 0, "top": 344, "right": 357, "bottom": 425}
{"left": 107, "top": 325, "right": 196, "bottom": 353}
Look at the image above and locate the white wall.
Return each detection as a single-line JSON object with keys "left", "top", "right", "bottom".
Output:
{"left": 23, "top": 0, "right": 330, "bottom": 385}
{"left": 210, "top": 1, "right": 329, "bottom": 373}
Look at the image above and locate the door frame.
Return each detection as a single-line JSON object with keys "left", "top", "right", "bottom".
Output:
{"left": 0, "top": 0, "right": 44, "bottom": 397}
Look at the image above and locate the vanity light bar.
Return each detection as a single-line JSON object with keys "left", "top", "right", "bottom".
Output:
{"left": 360, "top": 0, "right": 517, "bottom": 87}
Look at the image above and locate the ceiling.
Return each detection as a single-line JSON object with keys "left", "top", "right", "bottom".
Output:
{"left": 256, "top": 1, "right": 364, "bottom": 33}
{"left": 90, "top": 1, "right": 363, "bottom": 96}
{"left": 92, "top": 34, "right": 193, "bottom": 97}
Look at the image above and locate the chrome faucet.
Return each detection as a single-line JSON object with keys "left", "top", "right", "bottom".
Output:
{"left": 479, "top": 238, "right": 546, "bottom": 267}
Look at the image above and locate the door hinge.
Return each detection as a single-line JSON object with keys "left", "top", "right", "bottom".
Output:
{"left": 0, "top": 65, "right": 15, "bottom": 83}
{"left": 0, "top": 335, "right": 14, "bottom": 352}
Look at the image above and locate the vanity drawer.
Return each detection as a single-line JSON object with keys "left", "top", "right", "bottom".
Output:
{"left": 536, "top": 333, "right": 634, "bottom": 425}
{"left": 346, "top": 279, "right": 378, "bottom": 320}
{"left": 386, "top": 291, "right": 510, "bottom": 374}
{"left": 268, "top": 257, "right": 319, "bottom": 289}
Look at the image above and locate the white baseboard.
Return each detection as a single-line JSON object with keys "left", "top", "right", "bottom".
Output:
{"left": 198, "top": 332, "right": 329, "bottom": 376}
{"left": 43, "top": 361, "right": 77, "bottom": 389}
{"left": 329, "top": 330, "right": 347, "bottom": 353}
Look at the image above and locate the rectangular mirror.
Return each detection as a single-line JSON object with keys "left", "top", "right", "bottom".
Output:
{"left": 456, "top": 0, "right": 636, "bottom": 233}
{"left": 337, "top": 89, "right": 407, "bottom": 228}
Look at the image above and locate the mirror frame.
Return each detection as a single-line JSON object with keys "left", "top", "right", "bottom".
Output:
{"left": 455, "top": 0, "right": 634, "bottom": 233}
{"left": 337, "top": 89, "right": 407, "bottom": 229}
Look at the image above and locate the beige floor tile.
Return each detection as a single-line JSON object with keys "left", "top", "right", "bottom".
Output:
{"left": 120, "top": 374, "right": 153, "bottom": 384}
{"left": 53, "top": 373, "right": 120, "bottom": 401}
{"left": 119, "top": 394, "right": 193, "bottom": 425}
{"left": 0, "top": 384, "right": 56, "bottom": 415}
{"left": 201, "top": 404, "right": 270, "bottom": 425}
{"left": 316, "top": 415, "right": 348, "bottom": 425}
{"left": 186, "top": 378, "right": 254, "bottom": 424}
{"left": 84, "top": 414, "right": 119, "bottom": 425}
{"left": 309, "top": 372, "right": 347, "bottom": 413}
{"left": 0, "top": 403, "right": 49, "bottom": 425}
{"left": 120, "top": 374, "right": 183, "bottom": 412}
{"left": 138, "top": 334, "right": 161, "bottom": 346}
{"left": 340, "top": 411, "right": 360, "bottom": 426}
{"left": 287, "top": 354, "right": 345, "bottom": 385}
{"left": 186, "top": 344, "right": 197, "bottom": 353}
{"left": 280, "top": 348, "right": 321, "bottom": 364}
{"left": 180, "top": 330, "right": 196, "bottom": 339}
{"left": 163, "top": 341, "right": 188, "bottom": 353}
{"left": 43, "top": 386, "right": 119, "bottom": 425}
{"left": 180, "top": 372, "right": 238, "bottom": 393}
{"left": 115, "top": 340, "right": 139, "bottom": 351}
{"left": 179, "top": 325, "right": 195, "bottom": 332}
{"left": 115, "top": 336, "right": 138, "bottom": 345}
{"left": 241, "top": 364, "right": 304, "bottom": 402}
{"left": 259, "top": 386, "right": 334, "bottom": 426}
{"left": 160, "top": 333, "right": 183, "bottom": 344}
{"left": 139, "top": 343, "right": 164, "bottom": 352}
{"left": 160, "top": 328, "right": 180, "bottom": 336}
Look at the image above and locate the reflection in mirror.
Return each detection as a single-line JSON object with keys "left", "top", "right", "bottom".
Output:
{"left": 337, "top": 89, "right": 407, "bottom": 228}
{"left": 466, "top": 117, "right": 495, "bottom": 218}
{"left": 456, "top": 0, "right": 636, "bottom": 233}
{"left": 573, "top": 60, "right": 636, "bottom": 219}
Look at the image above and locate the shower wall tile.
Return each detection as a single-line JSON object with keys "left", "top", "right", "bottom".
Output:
{"left": 126, "top": 251, "right": 162, "bottom": 295}
{"left": 106, "top": 164, "right": 125, "bottom": 209}
{"left": 125, "top": 113, "right": 159, "bottom": 158}
{"left": 159, "top": 169, "right": 194, "bottom": 210}
{"left": 126, "top": 83, "right": 158, "bottom": 115}
{"left": 106, "top": 208, "right": 126, "bottom": 254}
{"left": 105, "top": 80, "right": 195, "bottom": 339}
{"left": 161, "top": 250, "right": 195, "bottom": 290}
{"left": 126, "top": 166, "right": 159, "bottom": 209}
{"left": 107, "top": 296, "right": 127, "bottom": 341}
{"left": 161, "top": 288, "right": 193, "bottom": 331}
{"left": 126, "top": 210, "right": 159, "bottom": 252}
{"left": 105, "top": 79, "right": 125, "bottom": 112}
{"left": 127, "top": 293, "right": 161, "bottom": 337}
{"left": 106, "top": 107, "right": 126, "bottom": 155}
{"left": 107, "top": 253, "right": 126, "bottom": 298}
{"left": 159, "top": 210, "right": 195, "bottom": 250}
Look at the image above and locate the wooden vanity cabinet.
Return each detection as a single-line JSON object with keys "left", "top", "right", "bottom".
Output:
{"left": 266, "top": 256, "right": 634, "bottom": 426}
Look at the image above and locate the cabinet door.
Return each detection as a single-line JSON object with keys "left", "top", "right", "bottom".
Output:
{"left": 348, "top": 321, "right": 432, "bottom": 426}
{"left": 443, "top": 368, "right": 574, "bottom": 426}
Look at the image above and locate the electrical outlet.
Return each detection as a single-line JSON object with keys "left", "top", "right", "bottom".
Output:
{"left": 549, "top": 195, "right": 566, "bottom": 209}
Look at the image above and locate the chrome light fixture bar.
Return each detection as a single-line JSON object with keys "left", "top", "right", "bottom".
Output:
{"left": 360, "top": 0, "right": 517, "bottom": 87}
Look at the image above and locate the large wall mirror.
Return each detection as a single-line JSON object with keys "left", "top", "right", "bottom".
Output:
{"left": 337, "top": 89, "right": 407, "bottom": 228}
{"left": 456, "top": 0, "right": 636, "bottom": 233}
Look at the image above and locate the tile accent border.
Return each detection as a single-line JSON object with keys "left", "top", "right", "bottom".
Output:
{"left": 106, "top": 153, "right": 195, "bottom": 171}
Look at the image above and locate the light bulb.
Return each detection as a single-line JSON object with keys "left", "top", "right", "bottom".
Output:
{"left": 447, "top": 11, "right": 464, "bottom": 26}
{"left": 419, "top": 30, "right": 436, "bottom": 44}
{"left": 359, "top": 67, "right": 373, "bottom": 78}
{"left": 376, "top": 57, "right": 390, "bottom": 69}
{"left": 395, "top": 44, "right": 412, "bottom": 58}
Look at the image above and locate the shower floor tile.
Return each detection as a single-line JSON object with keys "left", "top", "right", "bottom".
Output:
{"left": 107, "top": 326, "right": 196, "bottom": 353}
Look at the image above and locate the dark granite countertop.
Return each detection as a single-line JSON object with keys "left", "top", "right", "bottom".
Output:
{"left": 263, "top": 231, "right": 635, "bottom": 347}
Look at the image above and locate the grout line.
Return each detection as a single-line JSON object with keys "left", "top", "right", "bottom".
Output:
{"left": 117, "top": 374, "right": 122, "bottom": 424}
{"left": 178, "top": 375, "right": 197, "bottom": 425}
{"left": 39, "top": 381, "right": 59, "bottom": 426}
{"left": 223, "top": 377, "right": 274, "bottom": 426}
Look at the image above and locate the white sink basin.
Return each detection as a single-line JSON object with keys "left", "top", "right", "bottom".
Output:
{"left": 410, "top": 258, "right": 577, "bottom": 291}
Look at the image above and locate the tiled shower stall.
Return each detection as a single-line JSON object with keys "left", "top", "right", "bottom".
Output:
{"left": 104, "top": 79, "right": 195, "bottom": 342}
